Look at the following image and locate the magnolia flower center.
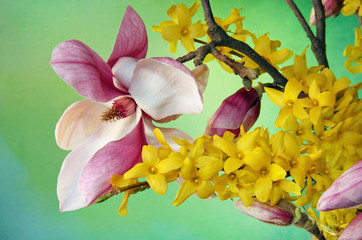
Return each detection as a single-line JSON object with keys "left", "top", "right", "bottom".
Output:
{"left": 101, "top": 97, "right": 137, "bottom": 122}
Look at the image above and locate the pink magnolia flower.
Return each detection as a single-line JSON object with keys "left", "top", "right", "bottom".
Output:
{"left": 338, "top": 213, "right": 362, "bottom": 240}
{"left": 234, "top": 198, "right": 294, "bottom": 226}
{"left": 317, "top": 160, "right": 362, "bottom": 211}
{"left": 204, "top": 87, "right": 260, "bottom": 137}
{"left": 51, "top": 6, "right": 208, "bottom": 212}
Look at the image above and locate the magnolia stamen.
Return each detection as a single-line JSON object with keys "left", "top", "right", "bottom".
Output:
{"left": 101, "top": 97, "right": 137, "bottom": 122}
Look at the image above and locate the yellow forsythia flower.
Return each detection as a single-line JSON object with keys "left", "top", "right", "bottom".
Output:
{"left": 344, "top": 26, "right": 362, "bottom": 74}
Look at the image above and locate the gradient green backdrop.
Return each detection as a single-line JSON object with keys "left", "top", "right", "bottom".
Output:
{"left": 1, "top": 0, "right": 359, "bottom": 239}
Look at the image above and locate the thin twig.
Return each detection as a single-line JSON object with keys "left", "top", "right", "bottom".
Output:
{"left": 284, "top": 0, "right": 329, "bottom": 68}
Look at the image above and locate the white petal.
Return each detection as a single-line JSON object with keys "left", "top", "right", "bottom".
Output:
{"left": 112, "top": 57, "right": 138, "bottom": 91}
{"left": 129, "top": 58, "right": 203, "bottom": 120}
{"left": 55, "top": 99, "right": 106, "bottom": 150}
{"left": 191, "top": 64, "right": 209, "bottom": 94}
{"left": 57, "top": 108, "right": 142, "bottom": 211}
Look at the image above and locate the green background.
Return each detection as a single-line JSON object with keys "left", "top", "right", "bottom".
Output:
{"left": 0, "top": 0, "right": 359, "bottom": 239}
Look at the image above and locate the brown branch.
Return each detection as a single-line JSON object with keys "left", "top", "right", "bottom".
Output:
{"left": 284, "top": 0, "right": 329, "bottom": 68}
{"left": 181, "top": 0, "right": 288, "bottom": 87}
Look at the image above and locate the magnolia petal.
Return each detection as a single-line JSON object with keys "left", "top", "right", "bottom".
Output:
{"left": 254, "top": 177, "right": 272, "bottom": 202}
{"left": 112, "top": 57, "right": 138, "bottom": 91}
{"left": 338, "top": 213, "right": 362, "bottom": 240}
{"left": 148, "top": 174, "right": 167, "bottom": 195}
{"left": 206, "top": 88, "right": 260, "bottom": 135}
{"left": 57, "top": 108, "right": 142, "bottom": 212}
{"left": 51, "top": 40, "right": 120, "bottom": 102}
{"left": 234, "top": 199, "right": 294, "bottom": 226}
{"left": 107, "top": 6, "right": 148, "bottom": 68}
{"left": 317, "top": 160, "right": 362, "bottom": 211}
{"left": 191, "top": 64, "right": 209, "bottom": 94}
{"left": 129, "top": 58, "right": 203, "bottom": 121}
{"left": 79, "top": 119, "right": 147, "bottom": 208}
{"left": 55, "top": 99, "right": 106, "bottom": 150}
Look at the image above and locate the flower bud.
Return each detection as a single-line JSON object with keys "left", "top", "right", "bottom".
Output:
{"left": 317, "top": 160, "right": 362, "bottom": 211}
{"left": 205, "top": 87, "right": 260, "bottom": 137}
{"left": 234, "top": 199, "right": 294, "bottom": 226}
{"left": 338, "top": 213, "right": 362, "bottom": 240}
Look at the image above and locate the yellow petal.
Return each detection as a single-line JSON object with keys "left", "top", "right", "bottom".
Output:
{"left": 293, "top": 100, "right": 308, "bottom": 119}
{"left": 124, "top": 163, "right": 148, "bottom": 179}
{"left": 265, "top": 87, "right": 285, "bottom": 108}
{"left": 224, "top": 157, "right": 244, "bottom": 174}
{"left": 331, "top": 77, "right": 351, "bottom": 94}
{"left": 153, "top": 128, "right": 171, "bottom": 149}
{"left": 317, "top": 91, "right": 335, "bottom": 107}
{"left": 236, "top": 129, "right": 259, "bottom": 153}
{"left": 167, "top": 5, "right": 177, "bottom": 22}
{"left": 254, "top": 177, "right": 272, "bottom": 202}
{"left": 142, "top": 145, "right": 159, "bottom": 166}
{"left": 290, "top": 168, "right": 306, "bottom": 189}
{"left": 157, "top": 157, "right": 183, "bottom": 174}
{"left": 244, "top": 148, "right": 269, "bottom": 171}
{"left": 161, "top": 25, "right": 181, "bottom": 41}
{"left": 181, "top": 36, "right": 195, "bottom": 52}
{"left": 309, "top": 106, "right": 321, "bottom": 125}
{"left": 237, "top": 188, "right": 254, "bottom": 207}
{"left": 309, "top": 80, "right": 320, "bottom": 100}
{"left": 213, "top": 135, "right": 237, "bottom": 157}
{"left": 269, "top": 48, "right": 293, "bottom": 65}
{"left": 147, "top": 174, "right": 167, "bottom": 195}
{"left": 188, "top": 1, "right": 200, "bottom": 16}
{"left": 285, "top": 79, "right": 302, "bottom": 101}
{"left": 254, "top": 35, "right": 271, "bottom": 57}
{"left": 173, "top": 180, "right": 197, "bottom": 206}
{"left": 269, "top": 163, "right": 286, "bottom": 181}
{"left": 118, "top": 191, "right": 132, "bottom": 216}
{"left": 197, "top": 157, "right": 222, "bottom": 180}
{"left": 177, "top": 4, "right": 191, "bottom": 28}
{"left": 168, "top": 41, "right": 177, "bottom": 53}
{"left": 279, "top": 179, "right": 301, "bottom": 195}
{"left": 189, "top": 22, "right": 205, "bottom": 38}
{"left": 180, "top": 157, "right": 196, "bottom": 180}
{"left": 197, "top": 181, "right": 214, "bottom": 199}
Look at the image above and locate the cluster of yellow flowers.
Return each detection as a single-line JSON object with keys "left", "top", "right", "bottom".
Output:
{"left": 152, "top": 2, "right": 293, "bottom": 74}
{"left": 110, "top": 1, "right": 362, "bottom": 239}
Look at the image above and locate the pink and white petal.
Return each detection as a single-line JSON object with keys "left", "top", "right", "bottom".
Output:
{"left": 55, "top": 99, "right": 106, "bottom": 150}
{"left": 51, "top": 40, "right": 121, "bottom": 102}
{"left": 338, "top": 213, "right": 362, "bottom": 240}
{"left": 191, "top": 64, "right": 209, "bottom": 94}
{"left": 79, "top": 119, "right": 147, "bottom": 207}
{"left": 107, "top": 6, "right": 148, "bottom": 68}
{"left": 129, "top": 58, "right": 203, "bottom": 121}
{"left": 112, "top": 57, "right": 138, "bottom": 91}
{"left": 57, "top": 108, "right": 143, "bottom": 211}
{"left": 143, "top": 117, "right": 193, "bottom": 151}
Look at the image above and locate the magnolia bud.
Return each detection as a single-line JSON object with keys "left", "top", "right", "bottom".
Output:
{"left": 205, "top": 87, "right": 260, "bottom": 137}
{"left": 234, "top": 199, "right": 294, "bottom": 226}
{"left": 317, "top": 160, "right": 362, "bottom": 211}
{"left": 339, "top": 213, "right": 362, "bottom": 240}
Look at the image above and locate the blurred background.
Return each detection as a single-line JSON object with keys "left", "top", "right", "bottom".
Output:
{"left": 0, "top": 0, "right": 359, "bottom": 239}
